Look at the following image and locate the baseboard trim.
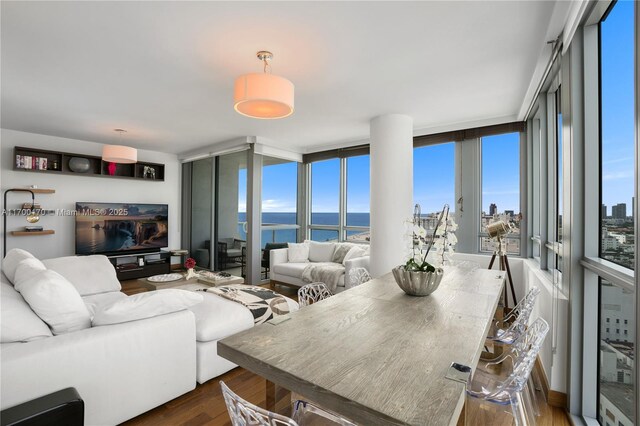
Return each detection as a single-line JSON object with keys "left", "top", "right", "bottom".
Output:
{"left": 548, "top": 390, "right": 568, "bottom": 408}
{"left": 534, "top": 356, "right": 568, "bottom": 408}
{"left": 534, "top": 357, "right": 550, "bottom": 399}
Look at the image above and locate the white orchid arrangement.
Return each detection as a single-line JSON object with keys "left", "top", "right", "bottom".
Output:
{"left": 404, "top": 204, "right": 458, "bottom": 271}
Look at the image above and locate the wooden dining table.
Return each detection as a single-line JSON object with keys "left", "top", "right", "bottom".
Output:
{"left": 218, "top": 265, "right": 506, "bottom": 425}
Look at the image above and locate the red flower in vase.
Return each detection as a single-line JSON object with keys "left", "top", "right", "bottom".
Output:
{"left": 184, "top": 258, "right": 196, "bottom": 269}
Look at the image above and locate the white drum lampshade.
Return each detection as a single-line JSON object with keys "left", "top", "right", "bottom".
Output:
{"left": 102, "top": 145, "right": 137, "bottom": 164}
{"left": 234, "top": 73, "right": 294, "bottom": 119}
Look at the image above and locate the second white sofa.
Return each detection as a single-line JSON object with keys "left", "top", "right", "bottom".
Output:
{"left": 270, "top": 241, "right": 370, "bottom": 292}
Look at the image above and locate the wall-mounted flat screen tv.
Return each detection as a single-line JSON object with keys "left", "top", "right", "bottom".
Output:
{"left": 75, "top": 202, "right": 168, "bottom": 256}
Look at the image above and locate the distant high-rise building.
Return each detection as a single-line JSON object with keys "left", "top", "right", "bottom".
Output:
{"left": 601, "top": 204, "right": 607, "bottom": 219}
{"left": 612, "top": 203, "right": 627, "bottom": 219}
{"left": 505, "top": 210, "right": 514, "bottom": 218}
{"left": 489, "top": 203, "right": 497, "bottom": 216}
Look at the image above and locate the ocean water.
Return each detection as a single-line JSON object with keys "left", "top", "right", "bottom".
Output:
{"left": 237, "top": 212, "right": 370, "bottom": 245}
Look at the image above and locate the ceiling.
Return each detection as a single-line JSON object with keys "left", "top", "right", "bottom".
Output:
{"left": 1, "top": 1, "right": 567, "bottom": 155}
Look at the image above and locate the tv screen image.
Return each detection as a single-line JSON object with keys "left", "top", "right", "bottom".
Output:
{"left": 75, "top": 202, "right": 168, "bottom": 256}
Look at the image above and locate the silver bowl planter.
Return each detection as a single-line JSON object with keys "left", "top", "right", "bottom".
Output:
{"left": 392, "top": 266, "right": 444, "bottom": 296}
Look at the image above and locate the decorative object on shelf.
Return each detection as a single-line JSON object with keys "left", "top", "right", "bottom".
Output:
{"left": 146, "top": 273, "right": 184, "bottom": 283}
{"left": 184, "top": 257, "right": 197, "bottom": 280}
{"left": 143, "top": 165, "right": 156, "bottom": 179}
{"left": 49, "top": 159, "right": 59, "bottom": 170}
{"left": 486, "top": 218, "right": 518, "bottom": 308}
{"left": 392, "top": 203, "right": 457, "bottom": 296}
{"left": 68, "top": 157, "right": 91, "bottom": 173}
{"left": 234, "top": 51, "right": 294, "bottom": 119}
{"left": 107, "top": 162, "right": 116, "bottom": 176}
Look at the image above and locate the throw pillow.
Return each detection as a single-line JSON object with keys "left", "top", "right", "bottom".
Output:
{"left": 332, "top": 243, "right": 355, "bottom": 264}
{"left": 287, "top": 243, "right": 310, "bottom": 263}
{"left": 43, "top": 255, "right": 121, "bottom": 296}
{"left": 92, "top": 289, "right": 204, "bottom": 326}
{"left": 343, "top": 245, "right": 368, "bottom": 265}
{"left": 2, "top": 248, "right": 36, "bottom": 284}
{"left": 12, "top": 258, "right": 47, "bottom": 291}
{"left": 13, "top": 266, "right": 91, "bottom": 335}
{"left": 1, "top": 281, "right": 52, "bottom": 343}
{"left": 306, "top": 241, "right": 336, "bottom": 263}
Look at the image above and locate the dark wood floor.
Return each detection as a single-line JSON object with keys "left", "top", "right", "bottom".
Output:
{"left": 119, "top": 280, "right": 569, "bottom": 426}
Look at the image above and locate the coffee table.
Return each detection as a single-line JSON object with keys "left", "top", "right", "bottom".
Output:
{"left": 140, "top": 271, "right": 244, "bottom": 291}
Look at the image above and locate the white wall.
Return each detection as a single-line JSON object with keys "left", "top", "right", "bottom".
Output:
{"left": 1, "top": 128, "right": 181, "bottom": 260}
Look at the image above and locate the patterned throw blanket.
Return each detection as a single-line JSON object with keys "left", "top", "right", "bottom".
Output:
{"left": 301, "top": 262, "right": 345, "bottom": 292}
{"left": 202, "top": 285, "right": 291, "bottom": 325}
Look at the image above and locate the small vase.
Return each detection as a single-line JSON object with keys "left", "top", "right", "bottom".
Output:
{"left": 107, "top": 162, "right": 116, "bottom": 176}
{"left": 185, "top": 268, "right": 198, "bottom": 280}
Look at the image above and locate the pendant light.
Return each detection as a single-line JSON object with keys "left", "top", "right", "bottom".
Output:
{"left": 233, "top": 51, "right": 294, "bottom": 119}
{"left": 102, "top": 129, "right": 137, "bottom": 164}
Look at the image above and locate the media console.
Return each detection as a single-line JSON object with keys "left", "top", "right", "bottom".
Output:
{"left": 107, "top": 251, "right": 171, "bottom": 281}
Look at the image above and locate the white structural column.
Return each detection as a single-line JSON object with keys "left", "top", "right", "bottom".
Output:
{"left": 369, "top": 114, "right": 413, "bottom": 277}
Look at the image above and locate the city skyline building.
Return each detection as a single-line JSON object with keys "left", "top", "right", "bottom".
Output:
{"left": 612, "top": 203, "right": 627, "bottom": 220}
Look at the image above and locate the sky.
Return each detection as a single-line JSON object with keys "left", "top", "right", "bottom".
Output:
{"left": 601, "top": 0, "right": 635, "bottom": 215}
{"left": 239, "top": 1, "right": 634, "bottom": 217}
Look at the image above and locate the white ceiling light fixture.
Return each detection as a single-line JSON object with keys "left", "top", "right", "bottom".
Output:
{"left": 102, "top": 129, "right": 137, "bottom": 163}
{"left": 234, "top": 51, "right": 294, "bottom": 119}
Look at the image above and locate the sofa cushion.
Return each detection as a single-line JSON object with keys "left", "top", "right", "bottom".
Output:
{"left": 307, "top": 241, "right": 336, "bottom": 263}
{"left": 343, "top": 245, "right": 368, "bottom": 264}
{"left": 2, "top": 248, "right": 36, "bottom": 284}
{"left": 287, "top": 243, "right": 309, "bottom": 263}
{"left": 43, "top": 255, "right": 121, "bottom": 296}
{"left": 92, "top": 289, "right": 203, "bottom": 326}
{"left": 272, "top": 262, "right": 308, "bottom": 278}
{"left": 83, "top": 291, "right": 128, "bottom": 317}
{"left": 1, "top": 281, "right": 52, "bottom": 343}
{"left": 188, "top": 292, "right": 254, "bottom": 342}
{"left": 13, "top": 265, "right": 91, "bottom": 335}
{"left": 332, "top": 243, "right": 355, "bottom": 264}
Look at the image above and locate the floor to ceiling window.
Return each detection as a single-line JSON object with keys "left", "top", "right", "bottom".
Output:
{"left": 597, "top": 2, "right": 636, "bottom": 425}
{"left": 480, "top": 132, "right": 521, "bottom": 254}
{"left": 261, "top": 158, "right": 298, "bottom": 247}
{"left": 308, "top": 155, "right": 370, "bottom": 243}
{"left": 413, "top": 142, "right": 455, "bottom": 214}
{"left": 309, "top": 158, "right": 340, "bottom": 241}
{"left": 345, "top": 155, "right": 370, "bottom": 242}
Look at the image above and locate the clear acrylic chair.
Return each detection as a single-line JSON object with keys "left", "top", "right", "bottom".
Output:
{"left": 486, "top": 286, "right": 541, "bottom": 345}
{"left": 348, "top": 267, "right": 371, "bottom": 288}
{"left": 466, "top": 318, "right": 549, "bottom": 426}
{"left": 220, "top": 381, "right": 355, "bottom": 426}
{"left": 297, "top": 282, "right": 333, "bottom": 307}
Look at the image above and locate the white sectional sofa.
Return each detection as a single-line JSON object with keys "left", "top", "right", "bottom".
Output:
{"left": 270, "top": 241, "right": 370, "bottom": 293}
{"left": 0, "top": 251, "right": 198, "bottom": 425}
{"left": 1, "top": 249, "right": 299, "bottom": 424}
